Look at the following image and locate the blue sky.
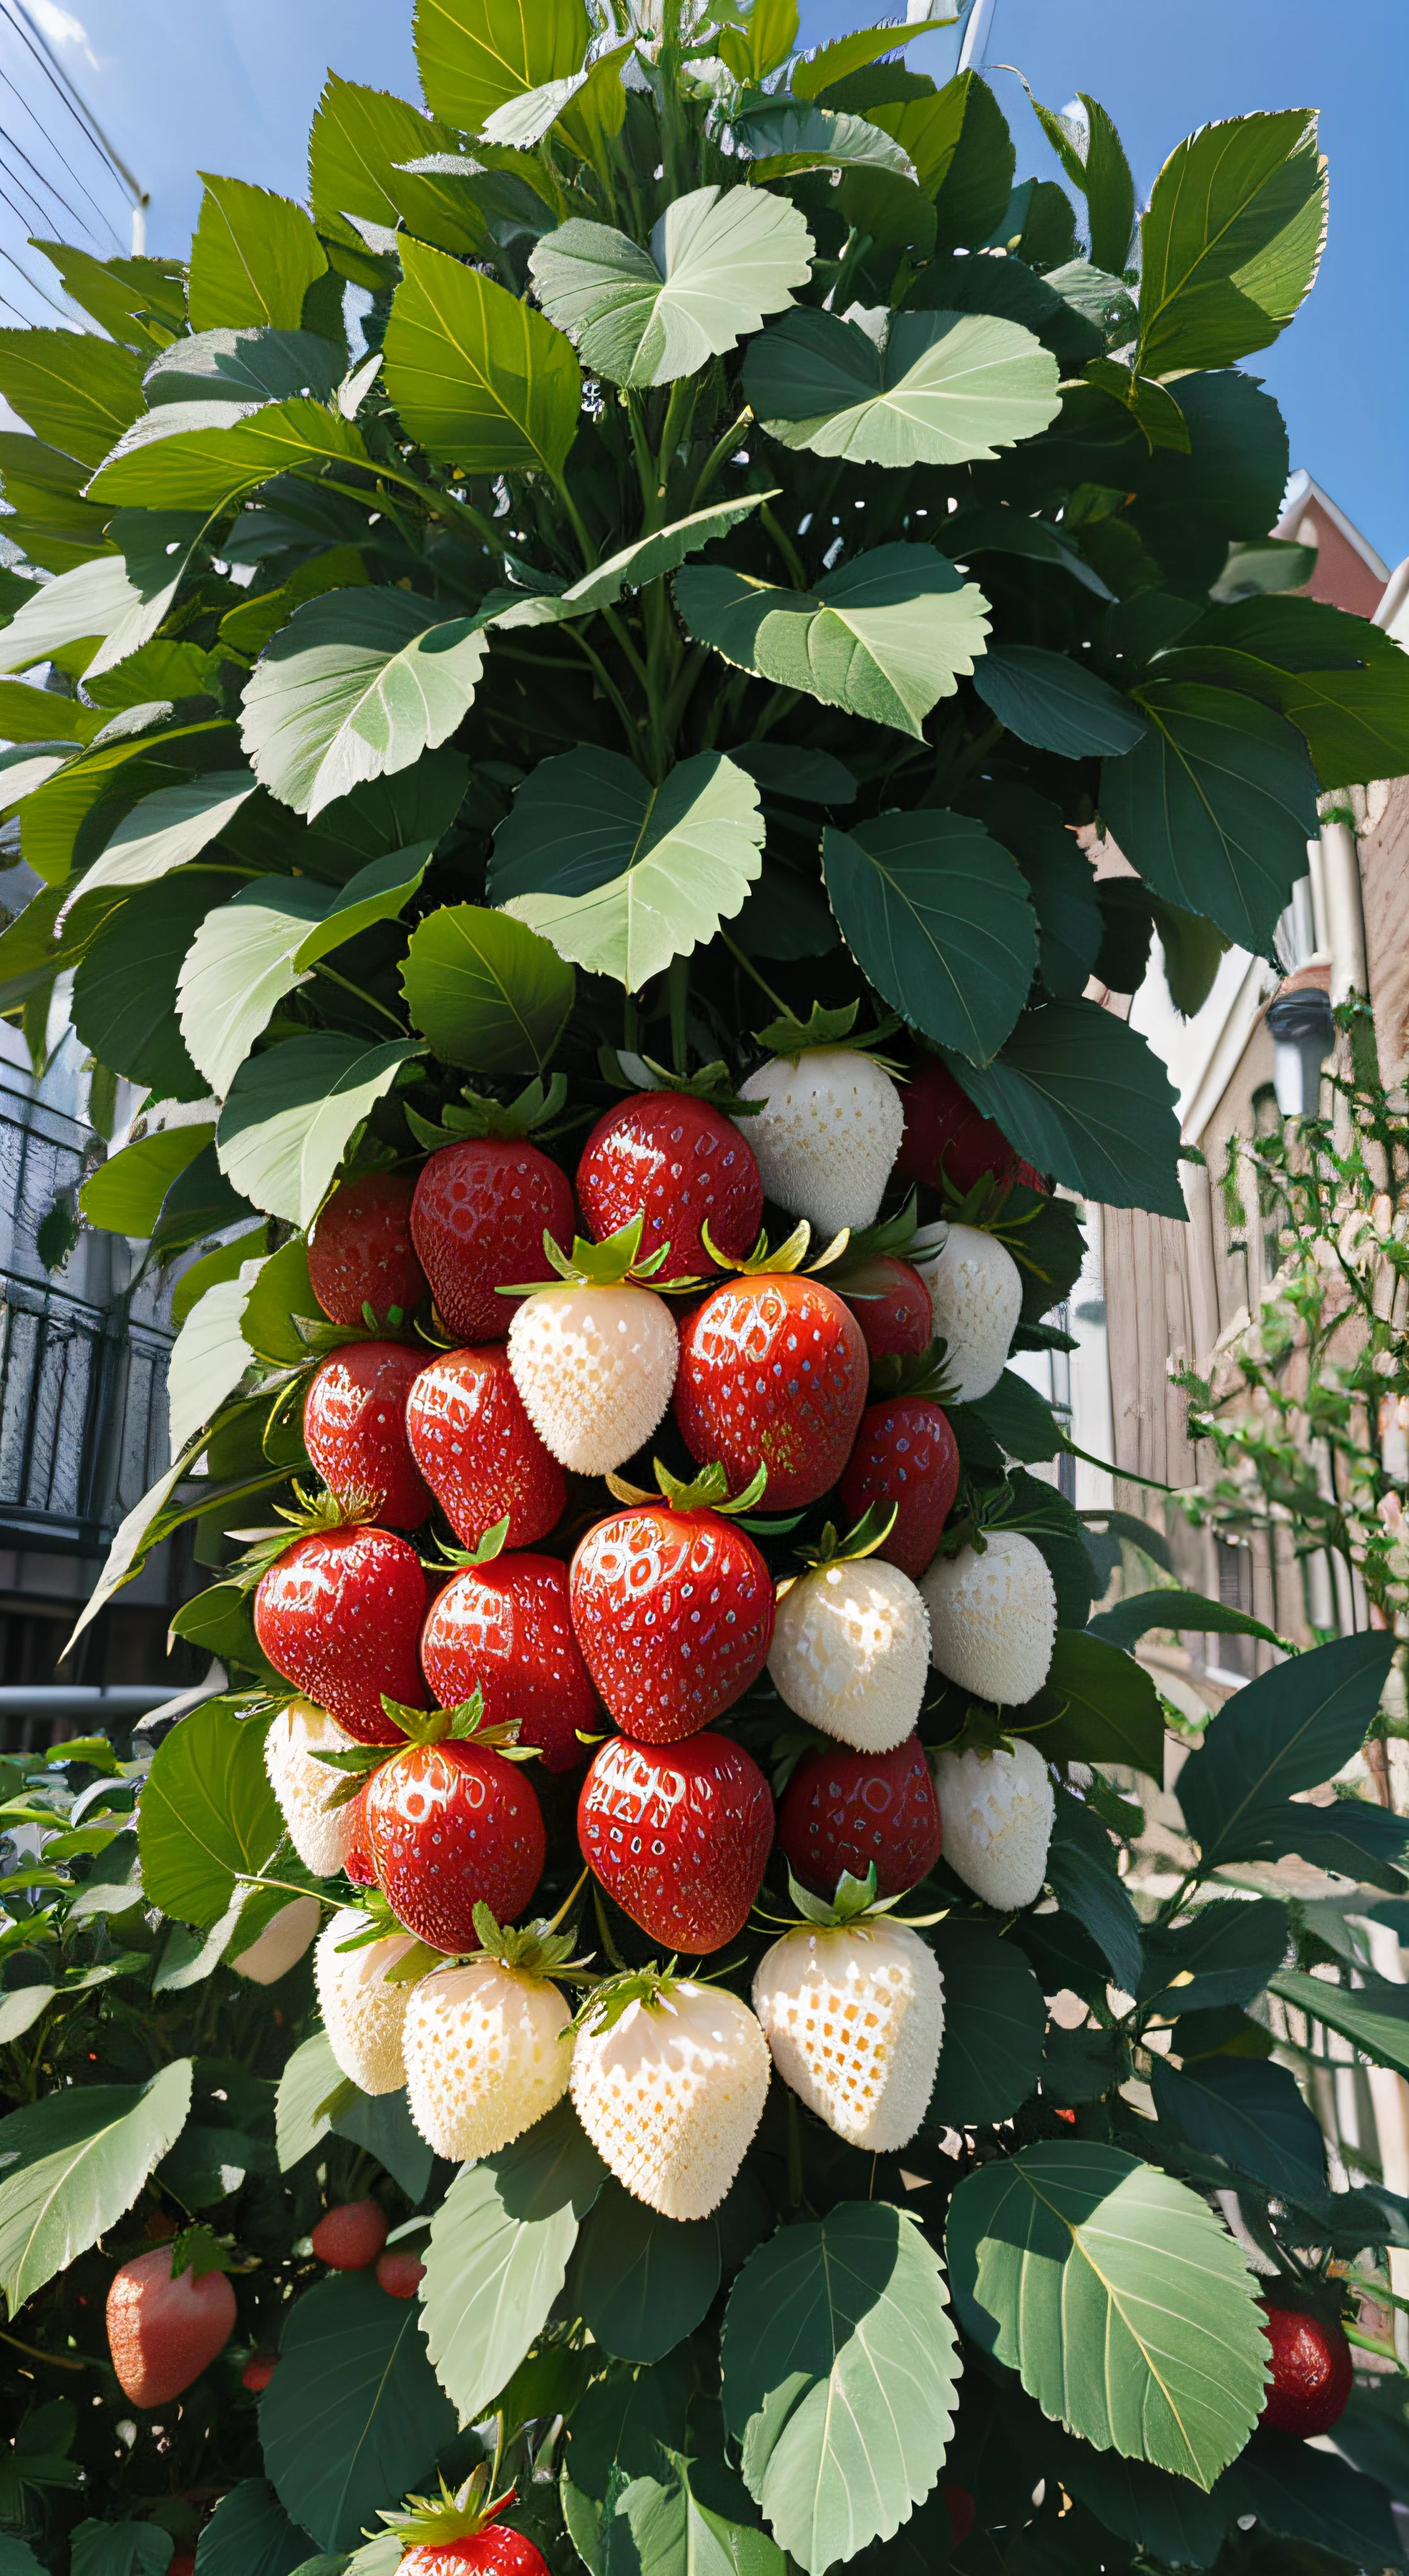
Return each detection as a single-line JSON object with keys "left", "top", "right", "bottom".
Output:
{"left": 10, "top": 0, "right": 1408, "bottom": 570}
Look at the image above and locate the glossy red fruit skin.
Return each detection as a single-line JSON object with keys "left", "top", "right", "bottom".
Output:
{"left": 365, "top": 1741, "right": 545, "bottom": 1950}
{"left": 1258, "top": 2301, "right": 1354, "bottom": 2435}
{"left": 421, "top": 1555, "right": 598, "bottom": 1772}
{"left": 411, "top": 1140, "right": 574, "bottom": 1343}
{"left": 896, "top": 1057, "right": 1017, "bottom": 1199}
{"left": 944, "top": 2486, "right": 976, "bottom": 2546}
{"left": 304, "top": 1342, "right": 432, "bottom": 1530}
{"left": 777, "top": 1735, "right": 941, "bottom": 1900}
{"left": 401, "top": 2528, "right": 550, "bottom": 2576}
{"left": 106, "top": 2249, "right": 237, "bottom": 2408}
{"left": 253, "top": 1526, "right": 427, "bottom": 1746}
{"left": 837, "top": 1397, "right": 961, "bottom": 1580}
{"left": 168, "top": 2554, "right": 197, "bottom": 2576}
{"left": 242, "top": 2351, "right": 277, "bottom": 2392}
{"left": 308, "top": 1170, "right": 427, "bottom": 1328}
{"left": 840, "top": 1256, "right": 933, "bottom": 1362}
{"left": 570, "top": 1506, "right": 774, "bottom": 1743}
{"left": 578, "top": 1731, "right": 772, "bottom": 1952}
{"left": 376, "top": 2249, "right": 426, "bottom": 2299}
{"left": 674, "top": 1275, "right": 869, "bottom": 1508}
{"left": 577, "top": 1092, "right": 764, "bottom": 1276}
{"left": 310, "top": 2199, "right": 388, "bottom": 2270}
{"left": 406, "top": 1345, "right": 565, "bottom": 1552}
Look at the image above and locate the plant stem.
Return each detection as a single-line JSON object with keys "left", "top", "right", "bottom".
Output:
{"left": 718, "top": 929, "right": 789, "bottom": 1018}
{"left": 0, "top": 2327, "right": 89, "bottom": 2372}
{"left": 760, "top": 502, "right": 807, "bottom": 591}
{"left": 312, "top": 963, "right": 409, "bottom": 1035}
{"left": 691, "top": 407, "right": 753, "bottom": 510}
{"left": 668, "top": 955, "right": 689, "bottom": 1074}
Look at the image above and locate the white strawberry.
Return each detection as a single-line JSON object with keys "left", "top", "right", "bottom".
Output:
{"left": 506, "top": 1213, "right": 677, "bottom": 1474}
{"left": 229, "top": 1892, "right": 321, "bottom": 1985}
{"left": 916, "top": 1223, "right": 1022, "bottom": 1402}
{"left": 264, "top": 1699, "right": 361, "bottom": 1878}
{"left": 315, "top": 1903, "right": 425, "bottom": 2094}
{"left": 570, "top": 1972, "right": 771, "bottom": 2221}
{"left": 403, "top": 1957, "right": 572, "bottom": 2162}
{"left": 932, "top": 1737, "right": 1055, "bottom": 1912}
{"left": 752, "top": 1917, "right": 943, "bottom": 2151}
{"left": 768, "top": 1538, "right": 931, "bottom": 1754}
{"left": 738, "top": 1046, "right": 903, "bottom": 1236}
{"left": 921, "top": 1531, "right": 1057, "bottom": 1707}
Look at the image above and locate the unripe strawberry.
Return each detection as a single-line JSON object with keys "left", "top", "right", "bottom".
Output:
{"left": 932, "top": 1738, "right": 1054, "bottom": 1912}
{"left": 737, "top": 1048, "right": 903, "bottom": 1235}
{"left": 311, "top": 2199, "right": 387, "bottom": 2270}
{"left": 767, "top": 1558, "right": 930, "bottom": 1753}
{"left": 916, "top": 1224, "right": 1022, "bottom": 1402}
{"left": 315, "top": 1904, "right": 423, "bottom": 2094}
{"left": 508, "top": 1282, "right": 677, "bottom": 1474}
{"left": 376, "top": 2249, "right": 425, "bottom": 2299}
{"left": 753, "top": 1919, "right": 944, "bottom": 2151}
{"left": 228, "top": 1894, "right": 320, "bottom": 1984}
{"left": 1259, "top": 2299, "right": 1353, "bottom": 2436}
{"left": 264, "top": 1699, "right": 360, "bottom": 1878}
{"left": 106, "top": 2248, "right": 237, "bottom": 2407}
{"left": 403, "top": 1957, "right": 572, "bottom": 2162}
{"left": 571, "top": 1977, "right": 771, "bottom": 2222}
{"left": 896, "top": 1057, "right": 1017, "bottom": 1198}
{"left": 922, "top": 1532, "right": 1056, "bottom": 1707}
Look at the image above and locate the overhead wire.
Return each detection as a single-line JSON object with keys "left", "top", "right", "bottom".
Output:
{"left": 1, "top": 0, "right": 136, "bottom": 218}
{"left": 0, "top": 64, "right": 118, "bottom": 245}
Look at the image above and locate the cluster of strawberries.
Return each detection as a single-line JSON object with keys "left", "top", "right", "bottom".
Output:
{"left": 254, "top": 1045, "right": 1064, "bottom": 2221}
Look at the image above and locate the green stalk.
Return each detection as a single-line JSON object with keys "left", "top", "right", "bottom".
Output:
{"left": 690, "top": 406, "right": 754, "bottom": 511}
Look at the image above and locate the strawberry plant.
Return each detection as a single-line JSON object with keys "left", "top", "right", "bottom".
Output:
{"left": 4, "top": 4, "right": 1409, "bottom": 2571}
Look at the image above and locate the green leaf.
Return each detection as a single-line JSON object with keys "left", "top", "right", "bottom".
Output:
{"left": 147, "top": 326, "right": 344, "bottom": 410}
{"left": 973, "top": 645, "right": 1146, "bottom": 757}
{"left": 1140, "top": 1900, "right": 1288, "bottom": 2018}
{"left": 924, "top": 1916, "right": 1045, "bottom": 2128}
{"left": 188, "top": 175, "right": 330, "bottom": 333}
{"left": 1150, "top": 2055, "right": 1326, "bottom": 2206}
{"left": 1244, "top": 1796, "right": 1409, "bottom": 1889}
{"left": 738, "top": 103, "right": 915, "bottom": 185}
{"left": 70, "top": 2526, "right": 172, "bottom": 2576}
{"left": 309, "top": 70, "right": 476, "bottom": 256}
{"left": 0, "top": 674, "right": 94, "bottom": 746}
{"left": 87, "top": 399, "right": 371, "bottom": 514}
{"left": 529, "top": 185, "right": 813, "bottom": 389}
{"left": 962, "top": 1365, "right": 1066, "bottom": 1461}
{"left": 415, "top": 0, "right": 589, "bottom": 132}
{"left": 152, "top": 1141, "right": 253, "bottom": 1258}
{"left": 401, "top": 902, "right": 574, "bottom": 1076}
{"left": 744, "top": 305, "right": 1060, "bottom": 468}
{"left": 228, "top": 749, "right": 467, "bottom": 885}
{"left": 382, "top": 237, "right": 582, "bottom": 477}
{"left": 1219, "top": 2431, "right": 1401, "bottom": 2574}
{"left": 1154, "top": 596, "right": 1409, "bottom": 790}
{"left": 0, "top": 328, "right": 145, "bottom": 467}
{"left": 675, "top": 542, "right": 990, "bottom": 742}
{"left": 192, "top": 2479, "right": 314, "bottom": 2576}
{"left": 1045, "top": 1787, "right": 1142, "bottom": 1992}
{"left": 80, "top": 1122, "right": 216, "bottom": 1236}
{"left": 721, "top": 2202, "right": 959, "bottom": 2576}
{"left": 170, "top": 1225, "right": 267, "bottom": 1330}
{"left": 178, "top": 844, "right": 431, "bottom": 1095}
{"left": 792, "top": 21, "right": 955, "bottom": 102}
{"left": 216, "top": 1033, "right": 420, "bottom": 1226}
{"left": 79, "top": 769, "right": 257, "bottom": 899}
{"left": 276, "top": 2031, "right": 345, "bottom": 2171}
{"left": 138, "top": 1700, "right": 281, "bottom": 1928}
{"left": 333, "top": 2089, "right": 433, "bottom": 2207}
{"left": 947, "top": 2141, "right": 1266, "bottom": 2487}
{"left": 240, "top": 589, "right": 488, "bottom": 819}
{"left": 1089, "top": 1587, "right": 1282, "bottom": 1652}
{"left": 1101, "top": 680, "right": 1319, "bottom": 953}
{"left": 1176, "top": 1630, "right": 1396, "bottom": 1870}
{"left": 165, "top": 1267, "right": 262, "bottom": 1453}
{"left": 240, "top": 1233, "right": 318, "bottom": 1367}
{"left": 0, "top": 2539, "right": 45, "bottom": 2575}
{"left": 1030, "top": 94, "right": 1135, "bottom": 275}
{"left": 944, "top": 503, "right": 1115, "bottom": 603}
{"left": 0, "top": 2059, "right": 192, "bottom": 2312}
{"left": 72, "top": 869, "right": 230, "bottom": 1101}
{"left": 421, "top": 2097, "right": 606, "bottom": 2423}
{"left": 493, "top": 747, "right": 764, "bottom": 993}
{"left": 1040, "top": 1631, "right": 1166, "bottom": 1777}
{"left": 821, "top": 808, "right": 1035, "bottom": 1063}
{"left": 260, "top": 2272, "right": 458, "bottom": 2553}
{"left": 943, "top": 1002, "right": 1184, "bottom": 1218}
{"left": 499, "top": 492, "right": 771, "bottom": 630}
{"left": 576, "top": 2180, "right": 720, "bottom": 2363}
{"left": 1271, "top": 1968, "right": 1409, "bottom": 2082}
{"left": 1137, "top": 111, "right": 1327, "bottom": 376}
{"left": 606, "top": 2448, "right": 788, "bottom": 2576}
{"left": 0, "top": 555, "right": 156, "bottom": 680}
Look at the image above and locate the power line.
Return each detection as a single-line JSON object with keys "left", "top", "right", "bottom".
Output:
{"left": 0, "top": 53, "right": 122, "bottom": 250}
{"left": 0, "top": 86, "right": 118, "bottom": 245}
{"left": 1, "top": 1, "right": 141, "bottom": 214}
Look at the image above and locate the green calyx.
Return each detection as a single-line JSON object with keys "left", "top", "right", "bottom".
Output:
{"left": 169, "top": 2222, "right": 240, "bottom": 2283}
{"left": 869, "top": 1339, "right": 960, "bottom": 1407}
{"left": 700, "top": 1214, "right": 851, "bottom": 1279}
{"left": 755, "top": 1863, "right": 947, "bottom": 1935}
{"left": 576, "top": 1958, "right": 686, "bottom": 2035}
{"left": 379, "top": 2466, "right": 516, "bottom": 2552}
{"left": 227, "top": 1480, "right": 379, "bottom": 1587}
{"left": 330, "top": 1890, "right": 443, "bottom": 1980}
{"left": 789, "top": 1502, "right": 898, "bottom": 1576}
{"left": 604, "top": 1456, "right": 769, "bottom": 1518}
{"left": 406, "top": 1072, "right": 568, "bottom": 1152}
{"left": 429, "top": 1514, "right": 511, "bottom": 1572}
{"left": 752, "top": 998, "right": 904, "bottom": 1067}
{"left": 599, "top": 1045, "right": 764, "bottom": 1118}
{"left": 468, "top": 1899, "right": 597, "bottom": 1988}
{"left": 499, "top": 1207, "right": 697, "bottom": 1296}
{"left": 829, "top": 1192, "right": 947, "bottom": 1287}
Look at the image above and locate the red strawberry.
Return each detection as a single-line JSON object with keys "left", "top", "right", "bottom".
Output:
{"left": 406, "top": 1345, "right": 564, "bottom": 1552}
{"left": 896, "top": 1056, "right": 1017, "bottom": 1199}
{"left": 421, "top": 1555, "right": 598, "bottom": 1771}
{"left": 365, "top": 1737, "right": 545, "bottom": 1949}
{"left": 577, "top": 1091, "right": 763, "bottom": 1276}
{"left": 837, "top": 1397, "right": 960, "bottom": 1579}
{"left": 242, "top": 2351, "right": 277, "bottom": 2392}
{"left": 310, "top": 2199, "right": 388, "bottom": 2270}
{"left": 577, "top": 1730, "right": 772, "bottom": 1952}
{"left": 403, "top": 2537, "right": 546, "bottom": 2576}
{"left": 776, "top": 1734, "right": 941, "bottom": 1899}
{"left": 411, "top": 1139, "right": 574, "bottom": 1342}
{"left": 307, "top": 1170, "right": 426, "bottom": 1326}
{"left": 569, "top": 1470, "right": 774, "bottom": 1743}
{"left": 345, "top": 1780, "right": 376, "bottom": 1884}
{"left": 1259, "top": 2299, "right": 1353, "bottom": 2436}
{"left": 945, "top": 2487, "right": 976, "bottom": 2546}
{"left": 377, "top": 2249, "right": 426, "bottom": 2299}
{"left": 674, "top": 1273, "right": 868, "bottom": 1507}
{"left": 303, "top": 1342, "right": 432, "bottom": 1529}
{"left": 838, "top": 1254, "right": 932, "bottom": 1361}
{"left": 253, "top": 1526, "right": 427, "bottom": 1746}
{"left": 106, "top": 2248, "right": 237, "bottom": 2408}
